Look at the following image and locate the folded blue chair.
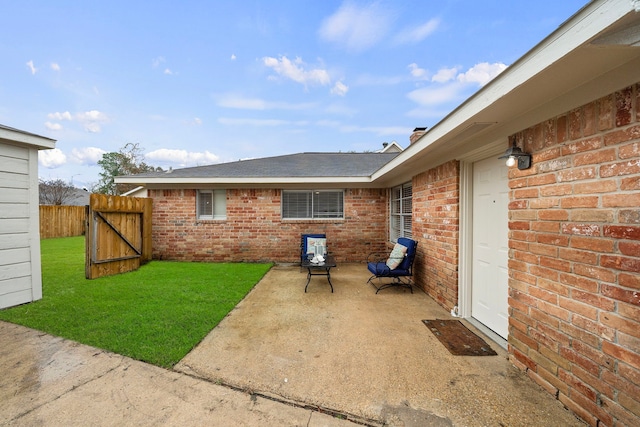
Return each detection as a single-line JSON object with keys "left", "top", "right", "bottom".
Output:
{"left": 367, "top": 237, "right": 418, "bottom": 294}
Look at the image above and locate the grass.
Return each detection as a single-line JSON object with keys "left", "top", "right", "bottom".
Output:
{"left": 0, "top": 236, "right": 272, "bottom": 368}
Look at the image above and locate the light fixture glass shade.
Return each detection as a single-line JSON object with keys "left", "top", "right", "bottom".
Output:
{"left": 499, "top": 138, "right": 532, "bottom": 170}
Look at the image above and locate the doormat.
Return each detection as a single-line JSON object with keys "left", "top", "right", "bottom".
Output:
{"left": 422, "top": 319, "right": 497, "bottom": 356}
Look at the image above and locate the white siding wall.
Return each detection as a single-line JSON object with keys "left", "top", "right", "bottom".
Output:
{"left": 0, "top": 142, "right": 42, "bottom": 308}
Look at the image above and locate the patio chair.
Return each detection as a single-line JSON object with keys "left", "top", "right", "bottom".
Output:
{"left": 300, "top": 234, "right": 327, "bottom": 264}
{"left": 366, "top": 237, "right": 418, "bottom": 294}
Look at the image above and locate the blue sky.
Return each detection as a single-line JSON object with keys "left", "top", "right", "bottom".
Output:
{"left": 1, "top": 0, "right": 588, "bottom": 189}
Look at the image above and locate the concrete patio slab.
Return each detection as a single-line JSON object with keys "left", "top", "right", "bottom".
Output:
{"left": 176, "top": 264, "right": 586, "bottom": 427}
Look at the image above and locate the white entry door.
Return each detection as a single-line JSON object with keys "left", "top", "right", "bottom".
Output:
{"left": 472, "top": 156, "right": 509, "bottom": 338}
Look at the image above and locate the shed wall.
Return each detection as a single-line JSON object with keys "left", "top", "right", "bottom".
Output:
{"left": 0, "top": 142, "right": 41, "bottom": 309}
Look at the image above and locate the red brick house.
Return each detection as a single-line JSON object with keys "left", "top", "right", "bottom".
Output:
{"left": 117, "top": 1, "right": 640, "bottom": 425}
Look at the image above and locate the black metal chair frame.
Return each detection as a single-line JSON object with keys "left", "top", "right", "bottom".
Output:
{"left": 366, "top": 237, "right": 418, "bottom": 294}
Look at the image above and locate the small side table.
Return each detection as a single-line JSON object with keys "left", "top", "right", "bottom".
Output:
{"left": 301, "top": 255, "right": 336, "bottom": 293}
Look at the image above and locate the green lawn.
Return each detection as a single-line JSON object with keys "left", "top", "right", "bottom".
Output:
{"left": 0, "top": 236, "right": 272, "bottom": 368}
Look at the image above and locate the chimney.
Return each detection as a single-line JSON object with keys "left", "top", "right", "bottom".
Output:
{"left": 410, "top": 127, "right": 427, "bottom": 145}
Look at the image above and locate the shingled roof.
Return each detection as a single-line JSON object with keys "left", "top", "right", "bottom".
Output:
{"left": 130, "top": 152, "right": 400, "bottom": 179}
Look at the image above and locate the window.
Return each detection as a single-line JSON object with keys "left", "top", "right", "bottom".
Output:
{"left": 197, "top": 189, "right": 226, "bottom": 220}
{"left": 390, "top": 182, "right": 412, "bottom": 241}
{"left": 282, "top": 190, "right": 344, "bottom": 219}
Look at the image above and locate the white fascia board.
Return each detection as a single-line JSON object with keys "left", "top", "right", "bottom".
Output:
{"left": 115, "top": 176, "right": 374, "bottom": 186}
{"left": 372, "top": 0, "right": 635, "bottom": 183}
{"left": 0, "top": 127, "right": 56, "bottom": 150}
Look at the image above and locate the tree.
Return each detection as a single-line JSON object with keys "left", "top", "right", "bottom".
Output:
{"left": 93, "top": 143, "right": 162, "bottom": 195}
{"left": 39, "top": 178, "right": 77, "bottom": 205}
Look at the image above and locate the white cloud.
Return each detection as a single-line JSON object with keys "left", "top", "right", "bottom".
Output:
{"left": 46, "top": 110, "right": 110, "bottom": 133}
{"left": 339, "top": 124, "right": 412, "bottom": 136}
{"left": 324, "top": 103, "right": 358, "bottom": 116}
{"left": 230, "top": 54, "right": 237, "bottom": 60}
{"left": 39, "top": 148, "right": 67, "bottom": 168}
{"left": 164, "top": 68, "right": 173, "bottom": 75}
{"left": 394, "top": 18, "right": 440, "bottom": 44}
{"left": 76, "top": 110, "right": 109, "bottom": 132}
{"left": 406, "top": 62, "right": 509, "bottom": 119}
{"left": 218, "top": 95, "right": 268, "bottom": 110}
{"left": 44, "top": 122, "right": 63, "bottom": 131}
{"left": 432, "top": 66, "right": 460, "bottom": 83}
{"left": 457, "top": 62, "right": 507, "bottom": 86}
{"left": 51, "top": 62, "right": 60, "bottom": 71}
{"left": 331, "top": 81, "right": 349, "bottom": 96}
{"left": 146, "top": 149, "right": 220, "bottom": 167}
{"left": 216, "top": 94, "right": 316, "bottom": 111}
{"left": 319, "top": 1, "right": 392, "bottom": 52}
{"left": 408, "top": 63, "right": 428, "bottom": 79}
{"left": 218, "top": 117, "right": 303, "bottom": 127}
{"left": 407, "top": 84, "right": 463, "bottom": 107}
{"left": 70, "top": 147, "right": 107, "bottom": 165}
{"left": 263, "top": 56, "right": 331, "bottom": 87}
{"left": 48, "top": 111, "right": 73, "bottom": 121}
{"left": 26, "top": 60, "right": 37, "bottom": 75}
{"left": 315, "top": 119, "right": 342, "bottom": 128}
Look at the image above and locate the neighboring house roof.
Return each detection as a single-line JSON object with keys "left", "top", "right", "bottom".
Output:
{"left": 116, "top": 0, "right": 640, "bottom": 190}
{"left": 118, "top": 152, "right": 400, "bottom": 188}
{"left": 67, "top": 188, "right": 91, "bottom": 206}
{"left": 0, "top": 124, "right": 56, "bottom": 150}
{"left": 376, "top": 141, "right": 403, "bottom": 153}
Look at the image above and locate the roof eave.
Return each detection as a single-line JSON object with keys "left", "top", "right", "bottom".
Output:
{"left": 0, "top": 125, "right": 56, "bottom": 150}
{"left": 115, "top": 175, "right": 378, "bottom": 189}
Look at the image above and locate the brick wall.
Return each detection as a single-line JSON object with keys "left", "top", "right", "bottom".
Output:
{"left": 507, "top": 84, "right": 640, "bottom": 426}
{"left": 412, "top": 160, "right": 460, "bottom": 310}
{"left": 149, "top": 188, "right": 388, "bottom": 263}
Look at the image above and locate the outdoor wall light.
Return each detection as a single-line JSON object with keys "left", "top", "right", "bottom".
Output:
{"left": 498, "top": 137, "right": 531, "bottom": 170}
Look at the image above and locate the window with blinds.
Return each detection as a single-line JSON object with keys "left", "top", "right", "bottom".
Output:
{"left": 282, "top": 190, "right": 344, "bottom": 219}
{"left": 197, "top": 189, "right": 226, "bottom": 220}
{"left": 390, "top": 182, "right": 412, "bottom": 241}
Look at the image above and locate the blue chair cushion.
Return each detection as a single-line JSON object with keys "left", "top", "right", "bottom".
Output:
{"left": 367, "top": 261, "right": 410, "bottom": 277}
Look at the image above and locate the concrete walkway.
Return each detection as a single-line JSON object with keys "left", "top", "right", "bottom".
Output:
{"left": 1, "top": 264, "right": 586, "bottom": 426}
{"left": 0, "top": 321, "right": 354, "bottom": 426}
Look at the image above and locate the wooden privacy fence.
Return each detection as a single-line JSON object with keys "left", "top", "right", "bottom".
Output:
{"left": 85, "top": 193, "right": 152, "bottom": 279}
{"left": 39, "top": 205, "right": 87, "bottom": 238}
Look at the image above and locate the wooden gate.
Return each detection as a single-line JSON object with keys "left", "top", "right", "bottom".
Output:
{"left": 85, "top": 193, "right": 152, "bottom": 279}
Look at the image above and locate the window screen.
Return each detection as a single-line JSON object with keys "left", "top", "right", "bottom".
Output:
{"left": 282, "top": 190, "right": 344, "bottom": 219}
{"left": 390, "top": 182, "right": 412, "bottom": 241}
